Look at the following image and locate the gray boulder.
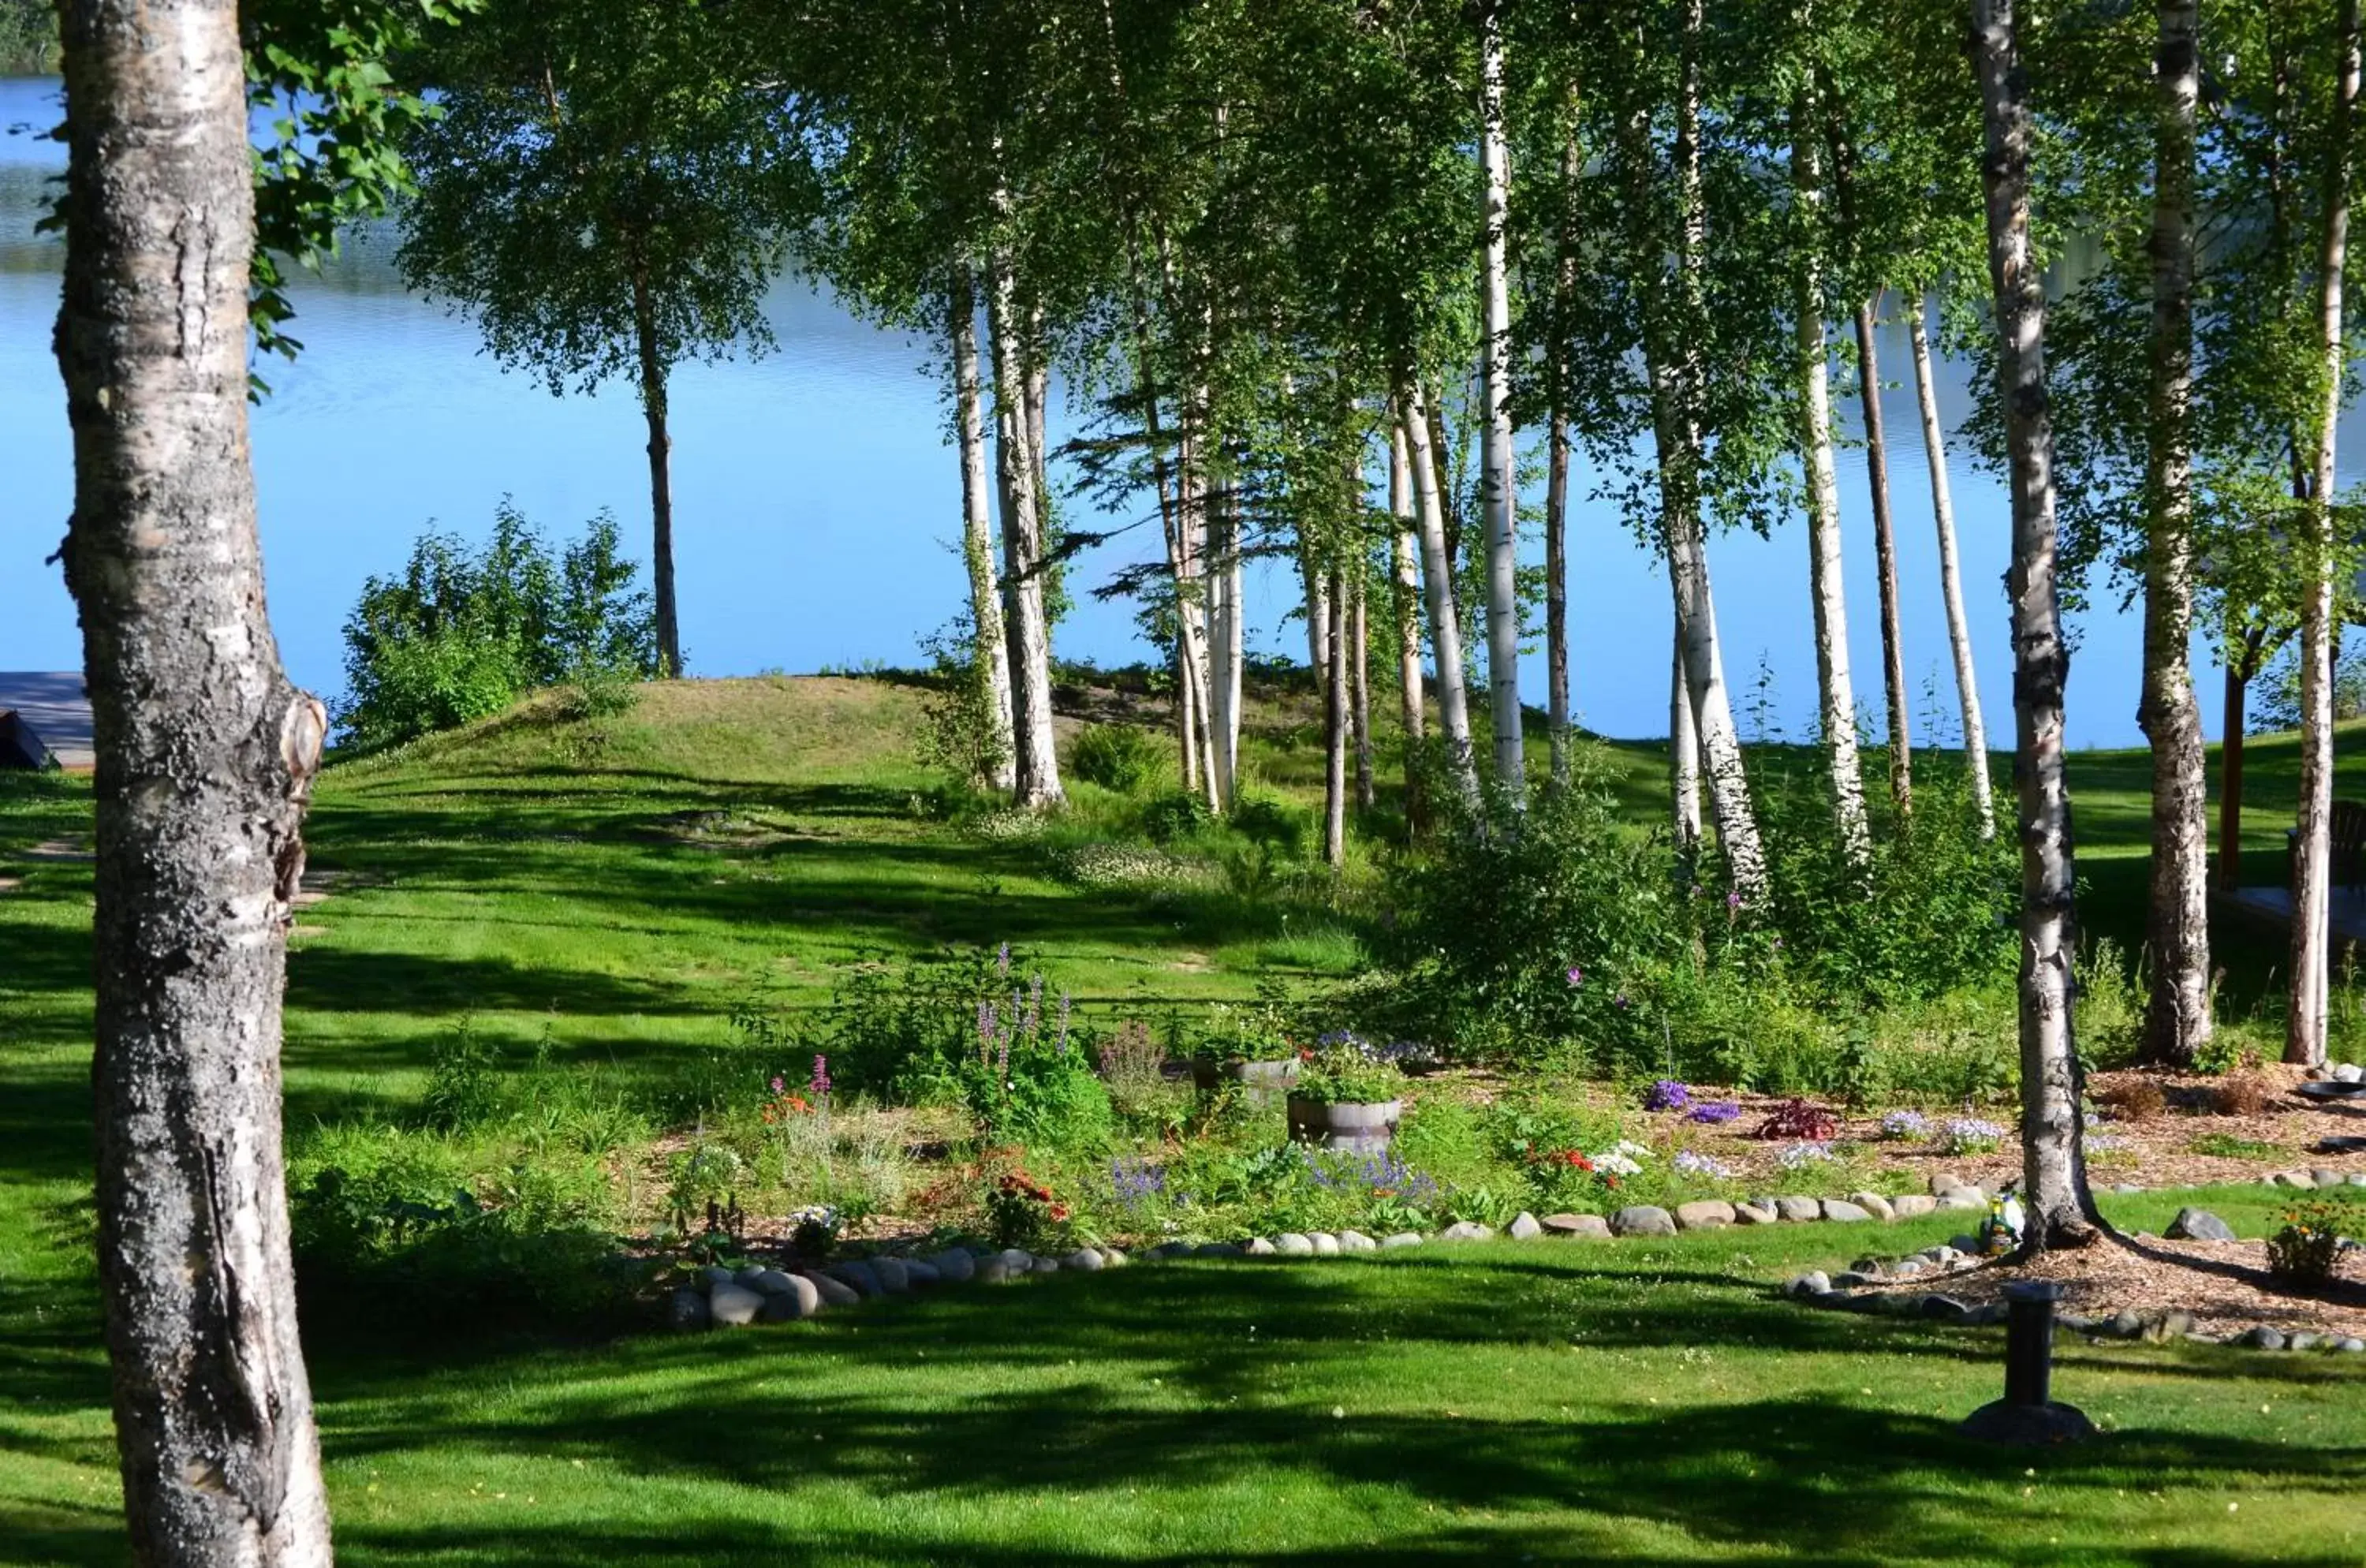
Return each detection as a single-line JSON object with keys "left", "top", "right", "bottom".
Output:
{"left": 1937, "top": 1189, "right": 1987, "bottom": 1211}
{"left": 1339, "top": 1230, "right": 1378, "bottom": 1253}
{"left": 2310, "top": 1169, "right": 2345, "bottom": 1191}
{"left": 1276, "top": 1233, "right": 1316, "bottom": 1256}
{"left": 1507, "top": 1211, "right": 1543, "bottom": 1241}
{"left": 1101, "top": 1246, "right": 1128, "bottom": 1267}
{"left": 1786, "top": 1270, "right": 1832, "bottom": 1297}
{"left": 2334, "top": 1062, "right": 2364, "bottom": 1083}
{"left": 870, "top": 1257, "right": 912, "bottom": 1294}
{"left": 1245, "top": 1237, "right": 1278, "bottom": 1256}
{"left": 1311, "top": 1232, "right": 1342, "bottom": 1256}
{"left": 1928, "top": 1171, "right": 1968, "bottom": 1197}
{"left": 902, "top": 1259, "right": 942, "bottom": 1287}
{"left": 1732, "top": 1202, "right": 1778, "bottom": 1226}
{"left": 1830, "top": 1271, "right": 1880, "bottom": 1289}
{"left": 759, "top": 1275, "right": 823, "bottom": 1321}
{"left": 2237, "top": 1325, "right": 2287, "bottom": 1350}
{"left": 1439, "top": 1220, "right": 1495, "bottom": 1242}
{"left": 667, "top": 1287, "right": 711, "bottom": 1331}
{"left": 1543, "top": 1212, "right": 1612, "bottom": 1238}
{"left": 1196, "top": 1241, "right": 1243, "bottom": 1257}
{"left": 828, "top": 1260, "right": 886, "bottom": 1298}
{"left": 1675, "top": 1200, "right": 1736, "bottom": 1230}
{"left": 1890, "top": 1194, "right": 1938, "bottom": 1219}
{"left": 743, "top": 1268, "right": 800, "bottom": 1297}
{"left": 1774, "top": 1196, "right": 1823, "bottom": 1223}
{"left": 1611, "top": 1205, "right": 1677, "bottom": 1238}
{"left": 1030, "top": 1253, "right": 1062, "bottom": 1273}
{"left": 1063, "top": 1248, "right": 1105, "bottom": 1271}
{"left": 1845, "top": 1192, "right": 1896, "bottom": 1222}
{"left": 708, "top": 1282, "right": 764, "bottom": 1327}
{"left": 698, "top": 1265, "right": 737, "bottom": 1290}
{"left": 807, "top": 1271, "right": 863, "bottom": 1306}
{"left": 2337, "top": 1338, "right": 2366, "bottom": 1353}
{"left": 1381, "top": 1231, "right": 1423, "bottom": 1249}
{"left": 2288, "top": 1331, "right": 2323, "bottom": 1352}
{"left": 1821, "top": 1199, "right": 1873, "bottom": 1223}
{"left": 2167, "top": 1208, "right": 2236, "bottom": 1242}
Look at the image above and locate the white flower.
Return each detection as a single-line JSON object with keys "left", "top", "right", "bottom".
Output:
{"left": 1612, "top": 1140, "right": 1655, "bottom": 1160}
{"left": 1594, "top": 1152, "right": 1644, "bottom": 1177}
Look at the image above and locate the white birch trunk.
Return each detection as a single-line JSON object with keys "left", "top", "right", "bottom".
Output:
{"left": 1326, "top": 571, "right": 1349, "bottom": 868}
{"left": 1974, "top": 0, "right": 2099, "bottom": 1248}
{"left": 1909, "top": 290, "right": 1996, "bottom": 836}
{"left": 952, "top": 269, "right": 1015, "bottom": 791}
{"left": 2140, "top": 0, "right": 2212, "bottom": 1067}
{"left": 1477, "top": 0, "right": 1525, "bottom": 799}
{"left": 2290, "top": 0, "right": 2360, "bottom": 1067}
{"left": 55, "top": 0, "right": 335, "bottom": 1555}
{"left": 987, "top": 258, "right": 1063, "bottom": 808}
{"left": 1390, "top": 426, "right": 1428, "bottom": 823}
{"left": 1672, "top": 630, "right": 1703, "bottom": 849}
{"left": 1398, "top": 375, "right": 1480, "bottom": 806}
{"left": 1792, "top": 105, "right": 1873, "bottom": 867}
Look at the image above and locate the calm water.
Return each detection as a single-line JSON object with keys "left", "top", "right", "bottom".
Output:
{"left": 1, "top": 75, "right": 2344, "bottom": 748}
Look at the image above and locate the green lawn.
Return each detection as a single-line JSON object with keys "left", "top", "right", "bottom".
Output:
{"left": 5, "top": 677, "right": 2364, "bottom": 1566}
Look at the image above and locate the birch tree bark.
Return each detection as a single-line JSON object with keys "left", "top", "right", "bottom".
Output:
{"left": 1210, "top": 476, "right": 1244, "bottom": 807}
{"left": 1326, "top": 571, "right": 1349, "bottom": 868}
{"left": 2139, "top": 0, "right": 2212, "bottom": 1067}
{"left": 1791, "top": 100, "right": 1873, "bottom": 867}
{"left": 1672, "top": 633, "right": 1703, "bottom": 849}
{"left": 2289, "top": 0, "right": 2360, "bottom": 1068}
{"left": 1390, "top": 425, "right": 1429, "bottom": 824}
{"left": 1398, "top": 375, "right": 1480, "bottom": 806}
{"left": 987, "top": 259, "right": 1063, "bottom": 808}
{"left": 1546, "top": 136, "right": 1580, "bottom": 791}
{"left": 1476, "top": 0, "right": 1525, "bottom": 799}
{"left": 1854, "top": 298, "right": 1913, "bottom": 812}
{"left": 631, "top": 259, "right": 681, "bottom": 678}
{"left": 54, "top": 0, "right": 335, "bottom": 1556}
{"left": 1973, "top": 0, "right": 2099, "bottom": 1249}
{"left": 1351, "top": 569, "right": 1375, "bottom": 812}
{"left": 952, "top": 267, "right": 1016, "bottom": 790}
{"left": 1909, "top": 289, "right": 1996, "bottom": 836}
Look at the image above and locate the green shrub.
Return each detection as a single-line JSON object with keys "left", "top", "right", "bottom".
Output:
{"left": 1070, "top": 722, "right": 1162, "bottom": 793}
{"left": 1140, "top": 789, "right": 1215, "bottom": 844}
{"left": 338, "top": 501, "right": 658, "bottom": 746}
{"left": 2267, "top": 1198, "right": 2358, "bottom": 1286}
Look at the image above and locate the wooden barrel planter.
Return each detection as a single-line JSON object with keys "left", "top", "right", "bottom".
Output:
{"left": 1285, "top": 1096, "right": 1401, "bottom": 1155}
{"left": 1189, "top": 1058, "right": 1301, "bottom": 1107}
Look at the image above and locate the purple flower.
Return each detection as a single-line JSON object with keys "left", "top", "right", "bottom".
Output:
{"left": 996, "top": 941, "right": 1012, "bottom": 977}
{"left": 770, "top": 1076, "right": 786, "bottom": 1095}
{"left": 1644, "top": 1079, "right": 1691, "bottom": 1113}
{"left": 809, "top": 1054, "right": 832, "bottom": 1099}
{"left": 1056, "top": 990, "right": 1072, "bottom": 1055}
{"left": 1674, "top": 1149, "right": 1733, "bottom": 1179}
{"left": 1566, "top": 965, "right": 1584, "bottom": 987}
{"left": 1726, "top": 890, "right": 1743, "bottom": 911}
{"left": 1687, "top": 1101, "right": 1742, "bottom": 1125}
{"left": 1614, "top": 992, "right": 1630, "bottom": 1009}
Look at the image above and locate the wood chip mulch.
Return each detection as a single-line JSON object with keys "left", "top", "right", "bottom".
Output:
{"left": 1855, "top": 1233, "right": 2366, "bottom": 1339}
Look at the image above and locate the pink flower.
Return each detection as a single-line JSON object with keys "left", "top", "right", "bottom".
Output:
{"left": 1566, "top": 965, "right": 1584, "bottom": 987}
{"left": 770, "top": 1077, "right": 786, "bottom": 1095}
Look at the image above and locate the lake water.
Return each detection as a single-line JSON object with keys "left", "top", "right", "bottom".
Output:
{"left": 0, "top": 74, "right": 2342, "bottom": 749}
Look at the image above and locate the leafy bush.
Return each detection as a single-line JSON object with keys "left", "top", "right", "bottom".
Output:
{"left": 337, "top": 501, "right": 658, "bottom": 745}
{"left": 2267, "top": 1198, "right": 2358, "bottom": 1286}
{"left": 1069, "top": 722, "right": 1162, "bottom": 793}
{"left": 1139, "top": 789, "right": 1215, "bottom": 844}
{"left": 1289, "top": 1043, "right": 1403, "bottom": 1106}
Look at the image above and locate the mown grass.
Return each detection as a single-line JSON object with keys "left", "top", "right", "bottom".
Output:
{"left": 4, "top": 678, "right": 2365, "bottom": 1565}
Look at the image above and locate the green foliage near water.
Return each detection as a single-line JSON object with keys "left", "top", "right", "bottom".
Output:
{"left": 336, "top": 501, "right": 658, "bottom": 745}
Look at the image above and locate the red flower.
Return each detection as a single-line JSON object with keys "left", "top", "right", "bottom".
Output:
{"left": 1049, "top": 1204, "right": 1070, "bottom": 1221}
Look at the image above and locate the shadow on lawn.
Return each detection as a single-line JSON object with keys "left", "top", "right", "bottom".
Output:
{"left": 298, "top": 1256, "right": 2366, "bottom": 1568}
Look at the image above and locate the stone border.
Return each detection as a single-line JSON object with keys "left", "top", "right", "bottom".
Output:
{"left": 666, "top": 1171, "right": 2364, "bottom": 1338}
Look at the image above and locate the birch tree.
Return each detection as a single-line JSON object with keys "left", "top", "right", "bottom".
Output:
{"left": 1476, "top": 0, "right": 1526, "bottom": 798}
{"left": 55, "top": 0, "right": 334, "bottom": 1555}
{"left": 952, "top": 267, "right": 1017, "bottom": 790}
{"left": 1972, "top": 0, "right": 2101, "bottom": 1250}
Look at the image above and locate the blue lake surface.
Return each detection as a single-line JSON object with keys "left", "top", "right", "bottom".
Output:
{"left": 1, "top": 74, "right": 2342, "bottom": 749}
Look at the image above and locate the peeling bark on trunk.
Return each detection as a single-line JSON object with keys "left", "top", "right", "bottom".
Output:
{"left": 1390, "top": 426, "right": 1428, "bottom": 827}
{"left": 2291, "top": 0, "right": 2361, "bottom": 1066}
{"left": 2140, "top": 0, "right": 2212, "bottom": 1067}
{"left": 987, "top": 259, "right": 1062, "bottom": 808}
{"left": 1398, "top": 375, "right": 1480, "bottom": 807}
{"left": 1854, "top": 298, "right": 1913, "bottom": 812}
{"left": 1477, "top": 0, "right": 1525, "bottom": 800}
{"left": 631, "top": 260, "right": 681, "bottom": 679}
{"left": 1791, "top": 101, "right": 1872, "bottom": 867}
{"left": 1973, "top": 0, "right": 2100, "bottom": 1249}
{"left": 54, "top": 0, "right": 335, "bottom": 1558}
{"left": 1210, "top": 475, "right": 1243, "bottom": 808}
{"left": 1909, "top": 290, "right": 1996, "bottom": 836}
{"left": 952, "top": 268, "right": 1015, "bottom": 791}
{"left": 1672, "top": 632, "right": 1703, "bottom": 850}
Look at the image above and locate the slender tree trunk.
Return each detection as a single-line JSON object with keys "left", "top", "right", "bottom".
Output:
{"left": 1909, "top": 289, "right": 1996, "bottom": 835}
{"left": 1791, "top": 100, "right": 1873, "bottom": 866}
{"left": 2290, "top": 0, "right": 2360, "bottom": 1068}
{"left": 1477, "top": 0, "right": 1524, "bottom": 798}
{"left": 1854, "top": 297, "right": 1913, "bottom": 811}
{"left": 987, "top": 259, "right": 1063, "bottom": 808}
{"left": 1390, "top": 425, "right": 1429, "bottom": 826}
{"left": 1545, "top": 136, "right": 1579, "bottom": 792}
{"left": 1351, "top": 569, "right": 1374, "bottom": 811}
{"left": 2216, "top": 633, "right": 2266, "bottom": 892}
{"left": 1973, "top": 0, "right": 2099, "bottom": 1249}
{"left": 54, "top": 2, "right": 334, "bottom": 1558}
{"left": 1398, "top": 375, "right": 1480, "bottom": 806}
{"left": 1326, "top": 570, "right": 1349, "bottom": 868}
{"left": 1301, "top": 544, "right": 1332, "bottom": 692}
{"left": 631, "top": 261, "right": 681, "bottom": 678}
{"left": 2140, "top": 0, "right": 2211, "bottom": 1067}
{"left": 952, "top": 268, "right": 1015, "bottom": 791}
{"left": 1209, "top": 472, "right": 1243, "bottom": 808}
{"left": 1672, "top": 630, "right": 1703, "bottom": 849}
